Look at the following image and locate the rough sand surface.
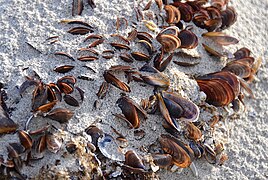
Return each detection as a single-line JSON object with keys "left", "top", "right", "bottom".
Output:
{"left": 0, "top": 0, "right": 267, "bottom": 179}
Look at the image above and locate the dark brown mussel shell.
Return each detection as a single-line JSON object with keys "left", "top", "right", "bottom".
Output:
{"left": 124, "top": 150, "right": 146, "bottom": 172}
{"left": 65, "top": 141, "right": 77, "bottom": 154}
{"left": 220, "top": 6, "right": 237, "bottom": 30}
{"left": 203, "top": 71, "right": 241, "bottom": 97}
{"left": 159, "top": 134, "right": 194, "bottom": 168}
{"left": 17, "top": 130, "right": 33, "bottom": 150}
{"left": 57, "top": 76, "right": 76, "bottom": 94}
{"left": 47, "top": 83, "right": 62, "bottom": 102}
{"left": 35, "top": 101, "right": 57, "bottom": 113}
{"left": 67, "top": 27, "right": 93, "bottom": 35}
{"left": 119, "top": 53, "right": 134, "bottom": 63}
{"left": 54, "top": 65, "right": 74, "bottom": 73}
{"left": 171, "top": 2, "right": 193, "bottom": 22}
{"left": 72, "top": 0, "right": 84, "bottom": 16}
{"left": 222, "top": 60, "right": 253, "bottom": 79}
{"left": 131, "top": 52, "right": 150, "bottom": 62}
{"left": 152, "top": 154, "right": 173, "bottom": 168}
{"left": 110, "top": 43, "right": 130, "bottom": 50}
{"left": 189, "top": 141, "right": 204, "bottom": 159}
{"left": 103, "top": 71, "right": 130, "bottom": 92}
{"left": 234, "top": 47, "right": 251, "bottom": 60}
{"left": 36, "top": 135, "right": 47, "bottom": 153}
{"left": 156, "top": 34, "right": 181, "bottom": 53}
{"left": 96, "top": 81, "right": 109, "bottom": 99}
{"left": 154, "top": 50, "right": 174, "bottom": 72}
{"left": 31, "top": 83, "right": 48, "bottom": 111}
{"left": 63, "top": 94, "right": 79, "bottom": 107}
{"left": 178, "top": 29, "right": 198, "bottom": 49}
{"left": 46, "top": 108, "right": 74, "bottom": 123}
{"left": 164, "top": 5, "right": 181, "bottom": 24}
{"left": 162, "top": 91, "right": 200, "bottom": 122}
{"left": 116, "top": 96, "right": 147, "bottom": 129}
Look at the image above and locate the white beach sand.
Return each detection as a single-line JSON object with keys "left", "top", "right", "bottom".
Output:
{"left": 0, "top": 0, "right": 267, "bottom": 179}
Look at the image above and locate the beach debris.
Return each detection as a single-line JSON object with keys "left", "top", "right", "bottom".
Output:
{"left": 0, "top": 0, "right": 260, "bottom": 178}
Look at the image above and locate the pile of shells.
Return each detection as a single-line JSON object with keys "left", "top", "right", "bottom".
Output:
{"left": 0, "top": 0, "right": 262, "bottom": 179}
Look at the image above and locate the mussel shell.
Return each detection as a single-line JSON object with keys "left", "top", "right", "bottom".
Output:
{"left": 46, "top": 133, "right": 62, "bottom": 153}
{"left": 172, "top": 2, "right": 193, "bottom": 22}
{"left": 131, "top": 52, "right": 150, "bottom": 61}
{"left": 159, "top": 134, "right": 194, "bottom": 168}
{"left": 85, "top": 125, "right": 103, "bottom": 146}
{"left": 202, "top": 32, "right": 239, "bottom": 45}
{"left": 223, "top": 61, "right": 252, "bottom": 79}
{"left": 163, "top": 97, "right": 183, "bottom": 118}
{"left": 17, "top": 130, "right": 33, "bottom": 150}
{"left": 233, "top": 47, "right": 251, "bottom": 60}
{"left": 125, "top": 150, "right": 145, "bottom": 169}
{"left": 152, "top": 153, "right": 173, "bottom": 168}
{"left": 178, "top": 29, "right": 198, "bottom": 49}
{"left": 220, "top": 6, "right": 237, "bottom": 30}
{"left": 47, "top": 83, "right": 62, "bottom": 102}
{"left": 141, "top": 74, "right": 170, "bottom": 88}
{"left": 46, "top": 108, "right": 74, "bottom": 123}
{"left": 57, "top": 75, "right": 76, "bottom": 85}
{"left": 162, "top": 91, "right": 200, "bottom": 122}
{"left": 199, "top": 71, "right": 240, "bottom": 97}
{"left": 164, "top": 5, "right": 181, "bottom": 24}
{"left": 103, "top": 71, "right": 130, "bottom": 92}
{"left": 116, "top": 96, "right": 140, "bottom": 129}
{"left": 185, "top": 122, "right": 202, "bottom": 141}
{"left": 197, "top": 78, "right": 235, "bottom": 107}
{"left": 63, "top": 94, "right": 80, "bottom": 107}
{"left": 0, "top": 107, "right": 18, "bottom": 134}
{"left": 157, "top": 93, "right": 180, "bottom": 131}
{"left": 156, "top": 34, "right": 181, "bottom": 52}
{"left": 31, "top": 83, "right": 48, "bottom": 111}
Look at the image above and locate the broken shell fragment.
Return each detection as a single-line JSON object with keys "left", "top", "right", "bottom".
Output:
{"left": 97, "top": 133, "right": 124, "bottom": 161}
{"left": 46, "top": 133, "right": 62, "bottom": 153}
{"left": 185, "top": 122, "right": 202, "bottom": 141}
{"left": 46, "top": 108, "right": 74, "bottom": 123}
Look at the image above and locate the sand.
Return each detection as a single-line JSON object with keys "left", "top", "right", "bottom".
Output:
{"left": 0, "top": 0, "right": 267, "bottom": 179}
